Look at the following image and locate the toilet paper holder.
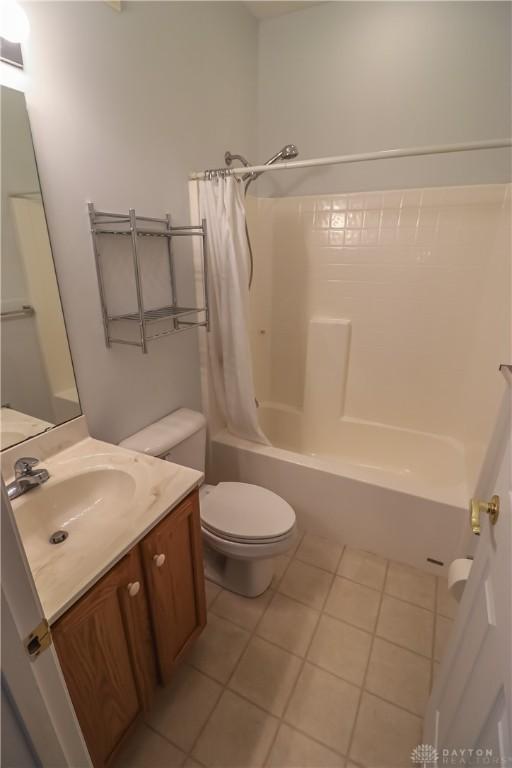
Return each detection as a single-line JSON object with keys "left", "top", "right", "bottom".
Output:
{"left": 470, "top": 495, "right": 500, "bottom": 535}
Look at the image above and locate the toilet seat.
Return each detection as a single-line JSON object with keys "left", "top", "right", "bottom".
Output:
{"left": 200, "top": 482, "right": 295, "bottom": 544}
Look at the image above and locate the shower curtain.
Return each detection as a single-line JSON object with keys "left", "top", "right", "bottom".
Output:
{"left": 198, "top": 176, "right": 269, "bottom": 445}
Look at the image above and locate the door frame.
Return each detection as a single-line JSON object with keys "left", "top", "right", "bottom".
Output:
{"left": 1, "top": 481, "right": 92, "bottom": 767}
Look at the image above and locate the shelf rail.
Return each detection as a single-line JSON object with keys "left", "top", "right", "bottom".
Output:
{"left": 88, "top": 203, "right": 209, "bottom": 353}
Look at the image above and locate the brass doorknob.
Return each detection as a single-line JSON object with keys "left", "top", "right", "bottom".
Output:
{"left": 470, "top": 495, "right": 500, "bottom": 535}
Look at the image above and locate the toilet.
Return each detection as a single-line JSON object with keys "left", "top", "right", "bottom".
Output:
{"left": 120, "top": 408, "right": 296, "bottom": 597}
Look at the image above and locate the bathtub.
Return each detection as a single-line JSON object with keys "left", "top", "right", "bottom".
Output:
{"left": 210, "top": 403, "right": 470, "bottom": 574}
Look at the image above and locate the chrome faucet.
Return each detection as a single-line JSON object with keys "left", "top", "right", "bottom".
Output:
{"left": 6, "top": 457, "right": 50, "bottom": 501}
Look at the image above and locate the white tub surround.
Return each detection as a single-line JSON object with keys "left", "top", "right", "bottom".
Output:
{"left": 2, "top": 421, "right": 202, "bottom": 623}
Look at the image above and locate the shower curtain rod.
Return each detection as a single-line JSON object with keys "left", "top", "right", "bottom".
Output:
{"left": 189, "top": 138, "right": 512, "bottom": 180}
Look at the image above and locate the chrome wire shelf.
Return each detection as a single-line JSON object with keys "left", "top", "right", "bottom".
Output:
{"left": 88, "top": 203, "right": 209, "bottom": 353}
{"left": 109, "top": 305, "right": 201, "bottom": 323}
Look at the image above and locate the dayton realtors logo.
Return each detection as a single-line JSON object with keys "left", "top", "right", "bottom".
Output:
{"left": 412, "top": 744, "right": 504, "bottom": 766}
{"left": 411, "top": 744, "right": 439, "bottom": 767}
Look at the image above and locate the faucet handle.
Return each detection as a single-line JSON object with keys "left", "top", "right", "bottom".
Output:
{"left": 14, "top": 457, "right": 40, "bottom": 478}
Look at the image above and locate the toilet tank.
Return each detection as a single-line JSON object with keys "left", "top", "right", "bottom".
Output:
{"left": 119, "top": 408, "right": 207, "bottom": 473}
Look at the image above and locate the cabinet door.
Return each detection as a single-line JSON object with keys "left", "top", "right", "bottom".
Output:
{"left": 141, "top": 489, "right": 207, "bottom": 684}
{"left": 53, "top": 547, "right": 156, "bottom": 768}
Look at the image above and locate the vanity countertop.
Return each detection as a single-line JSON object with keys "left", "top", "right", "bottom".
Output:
{"left": 9, "top": 436, "right": 203, "bottom": 624}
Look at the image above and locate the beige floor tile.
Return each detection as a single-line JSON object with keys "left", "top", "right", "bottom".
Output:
{"left": 377, "top": 595, "right": 434, "bottom": 657}
{"left": 273, "top": 554, "right": 291, "bottom": 586}
{"left": 188, "top": 613, "right": 250, "bottom": 682}
{"left": 295, "top": 533, "right": 343, "bottom": 573}
{"left": 267, "top": 724, "right": 345, "bottom": 767}
{"left": 113, "top": 722, "right": 185, "bottom": 767}
{"left": 211, "top": 588, "right": 273, "bottom": 631}
{"left": 350, "top": 692, "right": 422, "bottom": 767}
{"left": 435, "top": 615, "right": 453, "bottom": 662}
{"left": 324, "top": 577, "right": 381, "bottom": 632}
{"left": 229, "top": 636, "right": 302, "bottom": 716}
{"left": 279, "top": 560, "right": 332, "bottom": 610}
{"left": 183, "top": 760, "right": 204, "bottom": 768}
{"left": 192, "top": 690, "right": 278, "bottom": 767}
{"left": 385, "top": 561, "right": 436, "bottom": 610}
{"left": 437, "top": 578, "right": 458, "bottom": 619}
{"left": 337, "top": 548, "right": 387, "bottom": 591}
{"left": 204, "top": 579, "right": 222, "bottom": 608}
{"left": 257, "top": 592, "right": 320, "bottom": 656}
{"left": 284, "top": 663, "right": 360, "bottom": 754}
{"left": 307, "top": 614, "right": 372, "bottom": 686}
{"left": 145, "top": 664, "right": 221, "bottom": 752}
{"left": 365, "top": 637, "right": 431, "bottom": 715}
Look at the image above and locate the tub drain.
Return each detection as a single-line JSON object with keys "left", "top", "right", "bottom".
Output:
{"left": 49, "top": 530, "right": 68, "bottom": 545}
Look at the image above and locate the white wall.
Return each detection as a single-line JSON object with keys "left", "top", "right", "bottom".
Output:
{"left": 256, "top": 1, "right": 512, "bottom": 197}
{"left": 22, "top": 1, "right": 258, "bottom": 443}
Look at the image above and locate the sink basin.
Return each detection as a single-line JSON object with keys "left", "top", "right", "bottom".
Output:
{"left": 15, "top": 468, "right": 136, "bottom": 547}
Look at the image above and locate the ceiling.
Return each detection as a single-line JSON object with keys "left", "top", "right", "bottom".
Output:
{"left": 244, "top": 2, "right": 323, "bottom": 20}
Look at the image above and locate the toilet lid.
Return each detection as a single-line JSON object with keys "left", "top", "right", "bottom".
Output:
{"left": 200, "top": 482, "right": 296, "bottom": 543}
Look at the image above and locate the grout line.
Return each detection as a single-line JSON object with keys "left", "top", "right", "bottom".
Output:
{"left": 344, "top": 558, "right": 390, "bottom": 763}
{"left": 198, "top": 605, "right": 431, "bottom": 723}
{"left": 281, "top": 559, "right": 439, "bottom": 616}
{"left": 140, "top": 721, "right": 187, "bottom": 756}
{"left": 261, "top": 545, "right": 348, "bottom": 766}
{"left": 182, "top": 541, "right": 306, "bottom": 766}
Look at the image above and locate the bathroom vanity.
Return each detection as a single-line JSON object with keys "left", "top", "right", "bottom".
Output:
{"left": 53, "top": 487, "right": 206, "bottom": 768}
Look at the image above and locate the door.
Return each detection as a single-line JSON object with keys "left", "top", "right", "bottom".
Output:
{"left": 52, "top": 547, "right": 156, "bottom": 768}
{"left": 424, "top": 386, "right": 512, "bottom": 761}
{"left": 1, "top": 481, "right": 92, "bottom": 768}
{"left": 141, "top": 489, "right": 207, "bottom": 684}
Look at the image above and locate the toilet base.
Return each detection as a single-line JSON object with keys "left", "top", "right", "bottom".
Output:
{"left": 203, "top": 545, "right": 275, "bottom": 598}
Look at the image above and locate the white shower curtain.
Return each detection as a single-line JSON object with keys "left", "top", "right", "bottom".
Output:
{"left": 199, "top": 176, "right": 269, "bottom": 445}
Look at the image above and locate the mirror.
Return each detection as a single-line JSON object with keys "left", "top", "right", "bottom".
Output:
{"left": 1, "top": 85, "right": 81, "bottom": 450}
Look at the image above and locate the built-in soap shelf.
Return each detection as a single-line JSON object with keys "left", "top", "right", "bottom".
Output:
{"left": 88, "top": 202, "right": 209, "bottom": 353}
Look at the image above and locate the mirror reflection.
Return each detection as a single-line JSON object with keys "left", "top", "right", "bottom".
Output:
{"left": 1, "top": 85, "right": 80, "bottom": 450}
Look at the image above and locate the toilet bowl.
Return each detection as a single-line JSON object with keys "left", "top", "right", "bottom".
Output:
{"left": 120, "top": 409, "right": 296, "bottom": 597}
{"left": 199, "top": 482, "right": 295, "bottom": 596}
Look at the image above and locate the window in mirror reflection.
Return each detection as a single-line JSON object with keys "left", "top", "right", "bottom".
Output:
{"left": 1, "top": 85, "right": 81, "bottom": 450}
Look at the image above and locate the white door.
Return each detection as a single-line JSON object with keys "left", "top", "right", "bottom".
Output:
{"left": 424, "top": 385, "right": 512, "bottom": 764}
{"left": 1, "top": 482, "right": 92, "bottom": 768}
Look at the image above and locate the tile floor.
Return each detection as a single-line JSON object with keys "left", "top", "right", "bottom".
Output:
{"left": 115, "top": 533, "right": 457, "bottom": 768}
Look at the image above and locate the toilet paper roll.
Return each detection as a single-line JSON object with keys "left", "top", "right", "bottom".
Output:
{"left": 447, "top": 558, "right": 472, "bottom": 603}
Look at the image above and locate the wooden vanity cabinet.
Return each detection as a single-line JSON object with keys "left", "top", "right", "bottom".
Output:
{"left": 52, "top": 489, "right": 206, "bottom": 768}
{"left": 141, "top": 489, "right": 207, "bottom": 684}
{"left": 52, "top": 546, "right": 156, "bottom": 768}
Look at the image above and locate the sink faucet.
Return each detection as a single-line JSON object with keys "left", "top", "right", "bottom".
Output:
{"left": 6, "top": 457, "right": 50, "bottom": 501}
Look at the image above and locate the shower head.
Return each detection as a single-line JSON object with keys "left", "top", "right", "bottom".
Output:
{"left": 245, "top": 143, "right": 299, "bottom": 191}
{"left": 264, "top": 144, "right": 299, "bottom": 166}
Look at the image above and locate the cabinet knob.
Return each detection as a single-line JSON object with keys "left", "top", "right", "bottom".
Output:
{"left": 127, "top": 581, "right": 140, "bottom": 597}
{"left": 153, "top": 553, "right": 166, "bottom": 568}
